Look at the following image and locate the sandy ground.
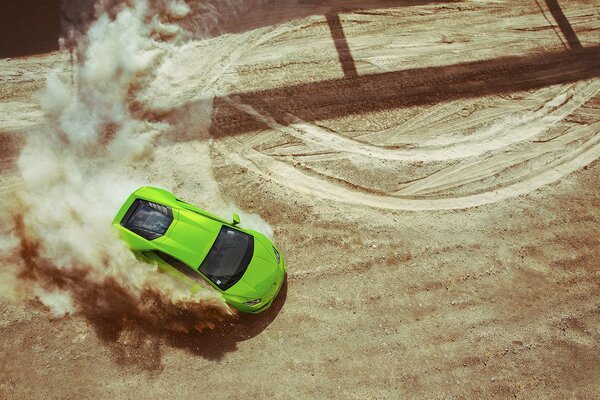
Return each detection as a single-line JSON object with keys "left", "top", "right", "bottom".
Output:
{"left": 1, "top": 0, "right": 600, "bottom": 398}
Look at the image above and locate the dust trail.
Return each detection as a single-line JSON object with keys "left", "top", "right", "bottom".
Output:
{"left": 0, "top": 0, "right": 273, "bottom": 330}
{"left": 150, "top": 141, "right": 275, "bottom": 239}
{"left": 33, "top": 288, "right": 75, "bottom": 317}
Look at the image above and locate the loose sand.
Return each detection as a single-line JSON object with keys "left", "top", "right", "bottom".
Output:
{"left": 1, "top": 0, "right": 599, "bottom": 398}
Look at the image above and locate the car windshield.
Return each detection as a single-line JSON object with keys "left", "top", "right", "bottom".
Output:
{"left": 122, "top": 199, "right": 173, "bottom": 240}
{"left": 199, "top": 226, "right": 254, "bottom": 291}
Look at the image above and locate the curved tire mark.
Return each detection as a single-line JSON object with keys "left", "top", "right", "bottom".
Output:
{"left": 217, "top": 119, "right": 600, "bottom": 210}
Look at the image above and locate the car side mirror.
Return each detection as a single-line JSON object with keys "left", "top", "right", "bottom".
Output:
{"left": 232, "top": 213, "right": 240, "bottom": 226}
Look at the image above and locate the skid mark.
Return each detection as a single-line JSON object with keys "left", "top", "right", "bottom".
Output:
{"left": 395, "top": 121, "right": 600, "bottom": 196}
{"left": 226, "top": 80, "right": 599, "bottom": 163}
{"left": 148, "top": 18, "right": 316, "bottom": 109}
{"left": 204, "top": 8, "right": 600, "bottom": 211}
{"left": 356, "top": 99, "right": 529, "bottom": 146}
{"left": 217, "top": 81, "right": 600, "bottom": 210}
{"left": 355, "top": 102, "right": 465, "bottom": 144}
{"left": 217, "top": 123, "right": 600, "bottom": 210}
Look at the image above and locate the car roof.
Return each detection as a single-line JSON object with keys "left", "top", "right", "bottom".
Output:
{"left": 116, "top": 186, "right": 231, "bottom": 267}
{"left": 157, "top": 207, "right": 224, "bottom": 267}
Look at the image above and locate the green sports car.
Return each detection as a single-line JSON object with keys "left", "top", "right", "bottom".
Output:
{"left": 113, "top": 186, "right": 286, "bottom": 314}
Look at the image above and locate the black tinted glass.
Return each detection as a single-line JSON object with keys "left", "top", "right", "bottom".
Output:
{"left": 122, "top": 199, "right": 173, "bottom": 240}
{"left": 199, "top": 226, "right": 254, "bottom": 290}
{"left": 153, "top": 251, "right": 205, "bottom": 285}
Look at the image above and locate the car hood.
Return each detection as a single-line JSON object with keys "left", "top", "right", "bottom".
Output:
{"left": 226, "top": 233, "right": 281, "bottom": 298}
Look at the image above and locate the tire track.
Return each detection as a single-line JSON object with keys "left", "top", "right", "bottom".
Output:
{"left": 216, "top": 122, "right": 600, "bottom": 210}
{"left": 394, "top": 121, "right": 599, "bottom": 196}
{"left": 224, "top": 80, "right": 599, "bottom": 163}
{"left": 217, "top": 79, "right": 600, "bottom": 210}
{"left": 198, "top": 3, "right": 600, "bottom": 210}
{"left": 357, "top": 103, "right": 527, "bottom": 147}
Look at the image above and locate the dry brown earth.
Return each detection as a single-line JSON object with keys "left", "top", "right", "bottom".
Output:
{"left": 1, "top": 0, "right": 599, "bottom": 398}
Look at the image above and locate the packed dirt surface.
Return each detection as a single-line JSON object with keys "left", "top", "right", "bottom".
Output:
{"left": 1, "top": 0, "right": 600, "bottom": 398}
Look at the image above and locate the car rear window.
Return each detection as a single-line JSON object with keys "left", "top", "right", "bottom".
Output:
{"left": 121, "top": 199, "right": 173, "bottom": 240}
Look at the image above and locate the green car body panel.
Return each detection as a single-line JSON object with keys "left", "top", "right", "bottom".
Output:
{"left": 112, "top": 186, "right": 286, "bottom": 313}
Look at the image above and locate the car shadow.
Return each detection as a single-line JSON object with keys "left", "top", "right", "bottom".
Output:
{"left": 161, "top": 275, "right": 289, "bottom": 361}
{"left": 81, "top": 275, "right": 289, "bottom": 371}
{"left": 16, "top": 229, "right": 289, "bottom": 371}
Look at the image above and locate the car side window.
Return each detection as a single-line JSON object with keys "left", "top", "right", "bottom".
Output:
{"left": 150, "top": 251, "right": 205, "bottom": 285}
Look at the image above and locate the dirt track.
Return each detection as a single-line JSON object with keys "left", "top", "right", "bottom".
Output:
{"left": 1, "top": 0, "right": 600, "bottom": 398}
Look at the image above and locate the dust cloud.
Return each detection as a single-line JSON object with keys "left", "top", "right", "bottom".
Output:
{"left": 0, "top": 0, "right": 272, "bottom": 330}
